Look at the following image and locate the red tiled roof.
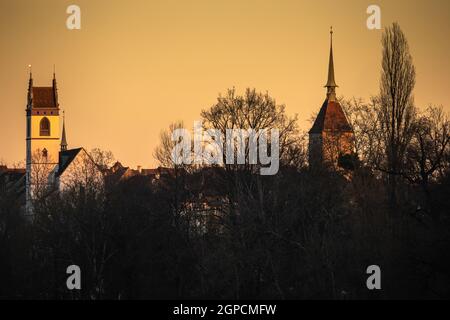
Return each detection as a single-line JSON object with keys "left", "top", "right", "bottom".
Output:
{"left": 0, "top": 166, "right": 25, "bottom": 174}
{"left": 7, "top": 168, "right": 26, "bottom": 174}
{"left": 32, "top": 87, "right": 57, "bottom": 108}
{"left": 309, "top": 99, "right": 353, "bottom": 134}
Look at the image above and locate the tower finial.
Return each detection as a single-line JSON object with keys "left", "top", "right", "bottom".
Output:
{"left": 325, "top": 26, "right": 338, "bottom": 101}
{"left": 61, "top": 110, "right": 68, "bottom": 151}
{"left": 53, "top": 64, "right": 56, "bottom": 79}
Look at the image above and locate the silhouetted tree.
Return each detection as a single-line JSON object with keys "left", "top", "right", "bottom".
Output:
{"left": 378, "top": 22, "right": 417, "bottom": 210}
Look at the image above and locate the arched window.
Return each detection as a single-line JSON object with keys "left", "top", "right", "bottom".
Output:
{"left": 40, "top": 117, "right": 50, "bottom": 136}
{"left": 42, "top": 148, "right": 48, "bottom": 159}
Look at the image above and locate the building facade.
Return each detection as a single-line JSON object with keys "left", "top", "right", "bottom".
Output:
{"left": 25, "top": 72, "right": 60, "bottom": 212}
{"left": 25, "top": 72, "right": 102, "bottom": 214}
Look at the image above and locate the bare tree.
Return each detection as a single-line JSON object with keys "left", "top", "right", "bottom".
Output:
{"left": 89, "top": 148, "right": 115, "bottom": 170}
{"left": 30, "top": 149, "right": 57, "bottom": 201}
{"left": 59, "top": 149, "right": 105, "bottom": 196}
{"left": 404, "top": 105, "right": 450, "bottom": 218}
{"left": 153, "top": 121, "right": 190, "bottom": 230}
{"left": 341, "top": 97, "right": 385, "bottom": 172}
{"left": 379, "top": 22, "right": 417, "bottom": 208}
{"left": 153, "top": 121, "right": 186, "bottom": 169}
{"left": 33, "top": 149, "right": 113, "bottom": 299}
{"left": 282, "top": 130, "right": 309, "bottom": 170}
{"left": 201, "top": 88, "right": 299, "bottom": 172}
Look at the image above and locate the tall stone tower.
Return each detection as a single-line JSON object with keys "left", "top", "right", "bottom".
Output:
{"left": 309, "top": 28, "right": 354, "bottom": 169}
{"left": 26, "top": 70, "right": 60, "bottom": 212}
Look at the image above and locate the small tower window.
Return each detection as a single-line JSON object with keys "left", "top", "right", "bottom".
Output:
{"left": 40, "top": 117, "right": 50, "bottom": 136}
{"left": 42, "top": 148, "right": 48, "bottom": 158}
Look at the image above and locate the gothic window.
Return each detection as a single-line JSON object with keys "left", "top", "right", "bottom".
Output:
{"left": 40, "top": 117, "right": 50, "bottom": 136}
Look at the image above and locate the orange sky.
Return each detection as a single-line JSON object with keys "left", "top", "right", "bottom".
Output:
{"left": 1, "top": 0, "right": 449, "bottom": 168}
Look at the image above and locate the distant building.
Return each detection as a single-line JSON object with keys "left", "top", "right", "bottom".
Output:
{"left": 106, "top": 161, "right": 176, "bottom": 185}
{"left": 0, "top": 166, "right": 26, "bottom": 200}
{"left": 309, "top": 28, "right": 355, "bottom": 169}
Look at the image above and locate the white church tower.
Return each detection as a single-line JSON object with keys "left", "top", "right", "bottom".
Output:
{"left": 25, "top": 69, "right": 61, "bottom": 214}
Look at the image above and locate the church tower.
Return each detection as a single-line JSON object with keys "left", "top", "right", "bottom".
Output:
{"left": 26, "top": 68, "right": 60, "bottom": 212}
{"left": 309, "top": 28, "right": 354, "bottom": 169}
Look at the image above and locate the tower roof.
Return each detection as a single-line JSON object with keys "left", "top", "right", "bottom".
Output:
{"left": 309, "top": 98, "right": 352, "bottom": 134}
{"left": 309, "top": 28, "right": 352, "bottom": 134}
{"left": 27, "top": 70, "right": 59, "bottom": 109}
{"left": 31, "top": 87, "right": 58, "bottom": 108}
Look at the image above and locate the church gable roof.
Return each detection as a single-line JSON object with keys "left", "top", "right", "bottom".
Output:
{"left": 32, "top": 87, "right": 58, "bottom": 108}
{"left": 309, "top": 98, "right": 353, "bottom": 134}
{"left": 57, "top": 148, "right": 83, "bottom": 176}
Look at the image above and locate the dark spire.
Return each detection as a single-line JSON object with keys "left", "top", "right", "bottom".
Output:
{"left": 61, "top": 110, "right": 68, "bottom": 151}
{"left": 52, "top": 65, "right": 59, "bottom": 107}
{"left": 27, "top": 65, "right": 33, "bottom": 108}
{"left": 325, "top": 27, "right": 338, "bottom": 101}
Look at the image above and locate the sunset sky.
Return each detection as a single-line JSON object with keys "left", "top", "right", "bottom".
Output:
{"left": 1, "top": 0, "right": 449, "bottom": 168}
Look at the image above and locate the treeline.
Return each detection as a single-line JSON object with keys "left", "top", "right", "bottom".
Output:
{"left": 1, "top": 23, "right": 450, "bottom": 299}
{"left": 1, "top": 148, "right": 449, "bottom": 299}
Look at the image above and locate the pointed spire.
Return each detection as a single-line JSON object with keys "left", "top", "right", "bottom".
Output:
{"left": 27, "top": 65, "right": 33, "bottom": 108}
{"left": 52, "top": 64, "right": 59, "bottom": 107}
{"left": 61, "top": 110, "right": 68, "bottom": 151}
{"left": 325, "top": 26, "right": 338, "bottom": 101}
